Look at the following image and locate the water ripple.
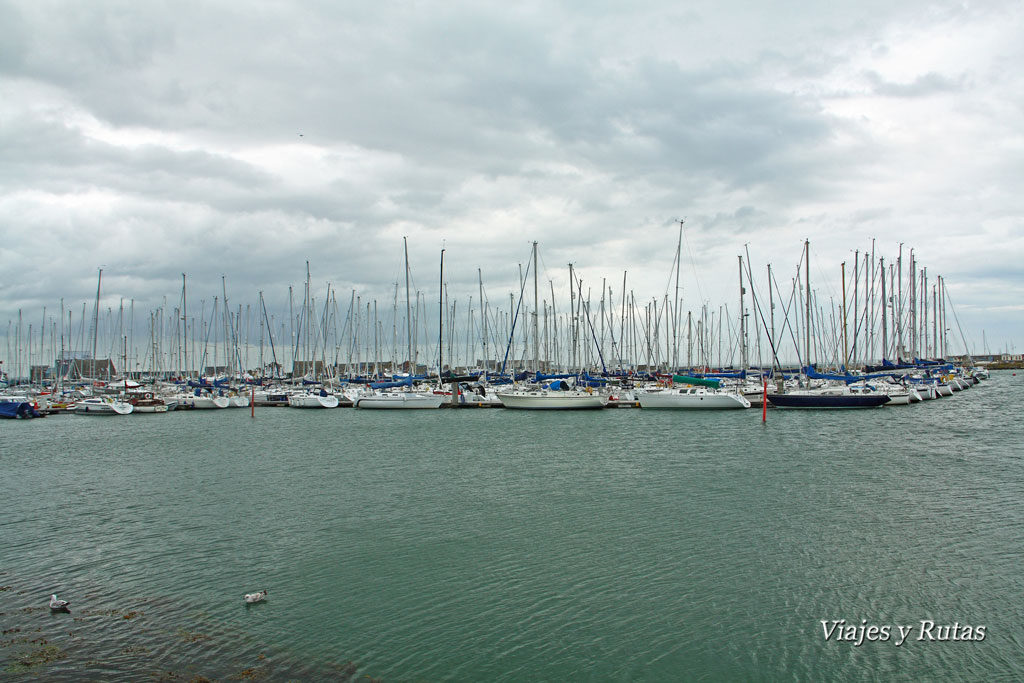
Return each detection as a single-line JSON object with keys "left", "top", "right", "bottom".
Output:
{"left": 1, "top": 373, "right": 1022, "bottom": 680}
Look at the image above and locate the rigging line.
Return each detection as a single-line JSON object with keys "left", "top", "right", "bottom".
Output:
{"left": 576, "top": 272, "right": 608, "bottom": 374}
{"left": 498, "top": 250, "right": 533, "bottom": 376}
{"left": 941, "top": 286, "right": 975, "bottom": 360}
{"left": 808, "top": 241, "right": 840, "bottom": 302}
{"left": 681, "top": 221, "right": 708, "bottom": 305}
{"left": 742, "top": 246, "right": 785, "bottom": 374}
{"left": 662, "top": 236, "right": 681, "bottom": 299}
{"left": 768, "top": 268, "right": 803, "bottom": 369}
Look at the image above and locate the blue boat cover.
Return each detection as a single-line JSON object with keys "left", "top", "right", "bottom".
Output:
{"left": 370, "top": 377, "right": 413, "bottom": 390}
{"left": 0, "top": 402, "right": 40, "bottom": 419}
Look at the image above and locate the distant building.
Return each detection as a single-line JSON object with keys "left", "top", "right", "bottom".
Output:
{"left": 30, "top": 365, "right": 54, "bottom": 383}
{"left": 58, "top": 358, "right": 117, "bottom": 379}
{"left": 292, "top": 360, "right": 328, "bottom": 377}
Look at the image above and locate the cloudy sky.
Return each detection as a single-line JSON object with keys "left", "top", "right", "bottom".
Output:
{"left": 1, "top": 0, "right": 1021, "bottom": 369}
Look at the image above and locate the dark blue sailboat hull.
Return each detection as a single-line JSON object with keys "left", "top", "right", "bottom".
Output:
{"left": 767, "top": 394, "right": 890, "bottom": 409}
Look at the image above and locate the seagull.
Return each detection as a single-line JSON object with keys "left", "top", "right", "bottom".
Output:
{"left": 49, "top": 594, "right": 70, "bottom": 611}
{"left": 244, "top": 589, "right": 268, "bottom": 603}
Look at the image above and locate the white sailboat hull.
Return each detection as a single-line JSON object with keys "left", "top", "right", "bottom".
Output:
{"left": 179, "top": 395, "right": 231, "bottom": 409}
{"left": 496, "top": 390, "right": 608, "bottom": 410}
{"left": 288, "top": 393, "right": 341, "bottom": 408}
{"left": 637, "top": 388, "right": 750, "bottom": 409}
{"left": 74, "top": 397, "right": 134, "bottom": 415}
{"left": 226, "top": 395, "right": 251, "bottom": 408}
{"left": 354, "top": 392, "right": 445, "bottom": 409}
{"left": 131, "top": 404, "right": 168, "bottom": 413}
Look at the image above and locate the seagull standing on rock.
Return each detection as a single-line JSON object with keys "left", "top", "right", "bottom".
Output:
{"left": 244, "top": 589, "right": 268, "bottom": 603}
{"left": 49, "top": 594, "right": 70, "bottom": 611}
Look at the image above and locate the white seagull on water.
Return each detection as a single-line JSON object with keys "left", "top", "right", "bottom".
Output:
{"left": 49, "top": 594, "right": 70, "bottom": 611}
{"left": 244, "top": 589, "right": 268, "bottom": 603}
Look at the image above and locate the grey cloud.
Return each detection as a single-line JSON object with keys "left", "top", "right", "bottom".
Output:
{"left": 865, "top": 70, "right": 968, "bottom": 97}
{"left": 0, "top": 0, "right": 1021, "bottom": 352}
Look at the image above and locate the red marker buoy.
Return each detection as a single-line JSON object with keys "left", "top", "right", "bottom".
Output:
{"left": 762, "top": 378, "right": 767, "bottom": 423}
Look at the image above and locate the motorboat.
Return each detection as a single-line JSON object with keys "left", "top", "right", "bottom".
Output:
{"left": 74, "top": 396, "right": 134, "bottom": 415}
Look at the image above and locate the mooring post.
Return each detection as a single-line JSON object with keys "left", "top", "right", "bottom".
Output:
{"left": 762, "top": 378, "right": 767, "bottom": 423}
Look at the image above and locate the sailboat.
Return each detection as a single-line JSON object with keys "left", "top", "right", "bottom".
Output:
{"left": 766, "top": 385, "right": 890, "bottom": 409}
{"left": 354, "top": 390, "right": 444, "bottom": 409}
{"left": 175, "top": 388, "right": 230, "bottom": 409}
{"left": 288, "top": 388, "right": 341, "bottom": 408}
{"left": 494, "top": 244, "right": 608, "bottom": 410}
{"left": 766, "top": 241, "right": 890, "bottom": 409}
{"left": 74, "top": 395, "right": 134, "bottom": 415}
{"left": 637, "top": 376, "right": 750, "bottom": 409}
{"left": 496, "top": 380, "right": 608, "bottom": 410}
{"left": 355, "top": 239, "right": 445, "bottom": 410}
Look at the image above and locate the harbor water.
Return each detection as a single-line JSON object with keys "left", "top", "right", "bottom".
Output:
{"left": 2, "top": 372, "right": 1022, "bottom": 680}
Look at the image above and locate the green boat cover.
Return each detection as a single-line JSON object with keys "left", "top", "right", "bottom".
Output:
{"left": 672, "top": 375, "right": 721, "bottom": 388}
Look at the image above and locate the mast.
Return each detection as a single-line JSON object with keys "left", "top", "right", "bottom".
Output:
{"left": 404, "top": 236, "right": 413, "bottom": 373}
{"left": 738, "top": 254, "right": 746, "bottom": 370}
{"left": 305, "top": 261, "right": 311, "bottom": 377}
{"left": 940, "top": 275, "right": 946, "bottom": 358}
{"left": 181, "top": 274, "right": 188, "bottom": 377}
{"left": 767, "top": 264, "right": 775, "bottom": 372}
{"left": 92, "top": 268, "right": 102, "bottom": 378}
{"left": 913, "top": 250, "right": 919, "bottom": 359}
{"left": 852, "top": 250, "right": 858, "bottom": 367}
{"left": 922, "top": 267, "right": 928, "bottom": 357}
{"left": 687, "top": 310, "right": 692, "bottom": 368}
{"left": 880, "top": 257, "right": 887, "bottom": 360}
{"left": 438, "top": 247, "right": 445, "bottom": 382}
{"left": 478, "top": 269, "right": 487, "bottom": 372}
{"left": 222, "top": 276, "right": 230, "bottom": 377}
{"left": 673, "top": 220, "right": 683, "bottom": 369}
{"left": 550, "top": 280, "right": 558, "bottom": 371}
{"left": 532, "top": 242, "right": 539, "bottom": 373}
{"left": 569, "top": 264, "right": 576, "bottom": 371}
{"left": 288, "top": 286, "right": 294, "bottom": 377}
{"left": 868, "top": 240, "right": 875, "bottom": 361}
{"left": 896, "top": 243, "right": 903, "bottom": 360}
{"left": 804, "top": 240, "right": 810, "bottom": 382}
{"left": 841, "top": 261, "right": 847, "bottom": 369}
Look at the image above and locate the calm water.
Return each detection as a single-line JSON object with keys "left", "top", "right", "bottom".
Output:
{"left": 2, "top": 373, "right": 1022, "bottom": 681}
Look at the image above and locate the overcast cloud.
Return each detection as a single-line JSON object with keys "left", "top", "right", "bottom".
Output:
{"left": 1, "top": 0, "right": 1021, "bottom": 367}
